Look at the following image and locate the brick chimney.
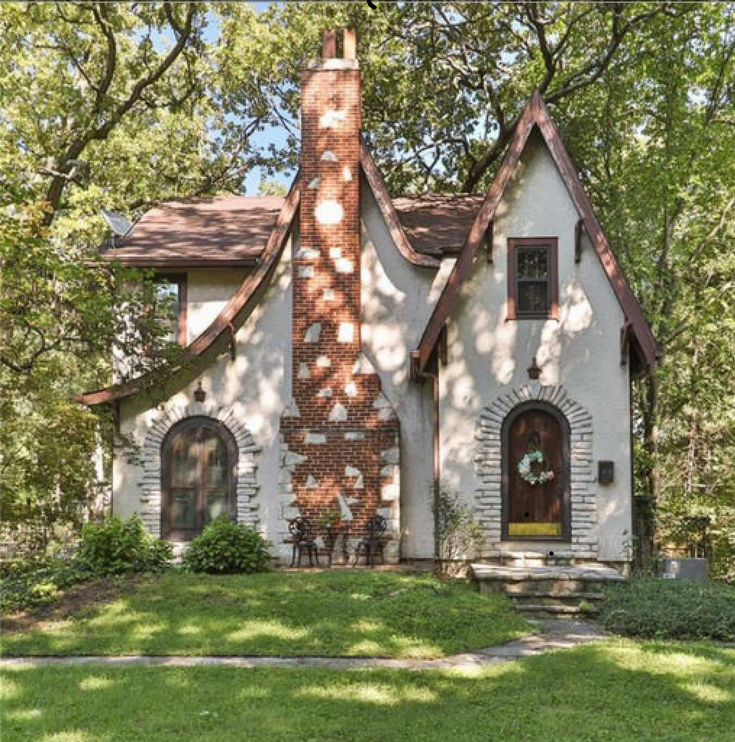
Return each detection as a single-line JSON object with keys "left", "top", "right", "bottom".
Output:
{"left": 279, "top": 30, "right": 400, "bottom": 561}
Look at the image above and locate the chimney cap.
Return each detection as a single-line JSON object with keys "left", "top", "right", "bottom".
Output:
{"left": 322, "top": 30, "right": 337, "bottom": 59}
{"left": 343, "top": 29, "right": 357, "bottom": 60}
{"left": 321, "top": 29, "right": 357, "bottom": 60}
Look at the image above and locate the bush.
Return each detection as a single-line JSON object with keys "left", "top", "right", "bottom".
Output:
{"left": 0, "top": 557, "right": 93, "bottom": 614}
{"left": 435, "top": 488, "right": 484, "bottom": 575}
{"left": 601, "top": 578, "right": 735, "bottom": 641}
{"left": 183, "top": 517, "right": 270, "bottom": 574}
{"left": 78, "top": 515, "right": 172, "bottom": 576}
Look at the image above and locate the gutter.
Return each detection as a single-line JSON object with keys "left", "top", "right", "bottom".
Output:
{"left": 411, "top": 349, "right": 441, "bottom": 563}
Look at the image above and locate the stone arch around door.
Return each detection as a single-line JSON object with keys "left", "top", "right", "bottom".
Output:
{"left": 474, "top": 384, "right": 598, "bottom": 559}
{"left": 139, "top": 403, "right": 260, "bottom": 538}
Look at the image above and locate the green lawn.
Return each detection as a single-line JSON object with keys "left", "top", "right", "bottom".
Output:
{"left": 1, "top": 571, "right": 530, "bottom": 659}
{"left": 2, "top": 641, "right": 734, "bottom": 741}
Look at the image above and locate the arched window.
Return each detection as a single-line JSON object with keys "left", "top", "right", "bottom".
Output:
{"left": 502, "top": 402, "right": 570, "bottom": 540}
{"left": 161, "top": 417, "right": 237, "bottom": 540}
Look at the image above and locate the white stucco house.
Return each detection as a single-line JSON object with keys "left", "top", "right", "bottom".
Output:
{"left": 82, "top": 30, "right": 658, "bottom": 572}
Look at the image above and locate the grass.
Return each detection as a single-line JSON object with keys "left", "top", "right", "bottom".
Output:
{"left": 0, "top": 571, "right": 530, "bottom": 659}
{"left": 2, "top": 641, "right": 734, "bottom": 741}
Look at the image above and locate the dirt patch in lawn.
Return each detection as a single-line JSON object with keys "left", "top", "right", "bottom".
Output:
{"left": 1, "top": 576, "right": 148, "bottom": 634}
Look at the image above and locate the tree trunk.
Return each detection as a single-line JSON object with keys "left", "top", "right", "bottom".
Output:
{"left": 635, "top": 370, "right": 660, "bottom": 570}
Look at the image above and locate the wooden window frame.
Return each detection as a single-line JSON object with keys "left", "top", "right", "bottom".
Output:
{"left": 160, "top": 416, "right": 238, "bottom": 541}
{"left": 507, "top": 238, "right": 559, "bottom": 320}
{"left": 153, "top": 272, "right": 187, "bottom": 347}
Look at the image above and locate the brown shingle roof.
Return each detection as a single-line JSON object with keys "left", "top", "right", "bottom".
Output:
{"left": 99, "top": 192, "right": 484, "bottom": 267}
{"left": 100, "top": 195, "right": 283, "bottom": 267}
{"left": 393, "top": 194, "right": 485, "bottom": 256}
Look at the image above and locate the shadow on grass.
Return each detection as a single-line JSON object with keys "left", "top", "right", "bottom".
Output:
{"left": 2, "top": 642, "right": 734, "bottom": 741}
{"left": 0, "top": 571, "right": 530, "bottom": 659}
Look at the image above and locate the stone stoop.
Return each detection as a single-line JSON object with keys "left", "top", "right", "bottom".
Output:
{"left": 498, "top": 548, "right": 575, "bottom": 568}
{"left": 470, "top": 561, "right": 626, "bottom": 618}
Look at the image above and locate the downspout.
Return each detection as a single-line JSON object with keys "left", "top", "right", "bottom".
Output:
{"left": 411, "top": 349, "right": 441, "bottom": 564}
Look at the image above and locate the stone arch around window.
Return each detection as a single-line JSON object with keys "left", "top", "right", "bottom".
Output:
{"left": 139, "top": 402, "right": 260, "bottom": 538}
{"left": 474, "top": 384, "right": 597, "bottom": 558}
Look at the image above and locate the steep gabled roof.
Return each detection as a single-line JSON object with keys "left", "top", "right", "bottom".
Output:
{"left": 392, "top": 193, "right": 485, "bottom": 256}
{"left": 414, "top": 92, "right": 659, "bottom": 375}
{"left": 79, "top": 179, "right": 301, "bottom": 406}
{"left": 97, "top": 187, "right": 477, "bottom": 269}
{"left": 79, "top": 154, "right": 464, "bottom": 408}
{"left": 99, "top": 196, "right": 283, "bottom": 268}
{"left": 359, "top": 140, "right": 441, "bottom": 268}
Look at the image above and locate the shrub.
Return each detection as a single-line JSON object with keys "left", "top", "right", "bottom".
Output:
{"left": 183, "top": 517, "right": 270, "bottom": 574}
{"left": 435, "top": 487, "right": 484, "bottom": 576}
{"left": 0, "top": 557, "right": 93, "bottom": 614}
{"left": 601, "top": 577, "right": 735, "bottom": 641}
{"left": 78, "top": 515, "right": 172, "bottom": 576}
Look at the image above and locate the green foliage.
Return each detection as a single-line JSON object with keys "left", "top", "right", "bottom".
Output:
{"left": 435, "top": 488, "right": 484, "bottom": 573}
{"left": 78, "top": 515, "right": 172, "bottom": 576}
{"left": 0, "top": 2, "right": 272, "bottom": 555}
{"left": 182, "top": 517, "right": 271, "bottom": 574}
{"left": 601, "top": 578, "right": 735, "bottom": 642}
{"left": 0, "top": 557, "right": 93, "bottom": 614}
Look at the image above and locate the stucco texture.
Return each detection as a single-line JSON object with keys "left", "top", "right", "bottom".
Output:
{"left": 110, "top": 133, "right": 634, "bottom": 565}
{"left": 439, "top": 131, "right": 632, "bottom": 562}
{"left": 112, "top": 239, "right": 293, "bottom": 554}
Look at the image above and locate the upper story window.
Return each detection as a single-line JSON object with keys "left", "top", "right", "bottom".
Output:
{"left": 152, "top": 274, "right": 187, "bottom": 346}
{"left": 507, "top": 238, "right": 559, "bottom": 320}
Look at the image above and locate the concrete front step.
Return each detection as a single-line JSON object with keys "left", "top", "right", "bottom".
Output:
{"left": 515, "top": 603, "right": 600, "bottom": 618}
{"left": 471, "top": 561, "right": 624, "bottom": 617}
{"left": 502, "top": 578, "right": 612, "bottom": 595}
{"left": 471, "top": 562, "right": 625, "bottom": 583}
{"left": 510, "top": 591, "right": 605, "bottom": 607}
{"left": 498, "top": 549, "right": 575, "bottom": 568}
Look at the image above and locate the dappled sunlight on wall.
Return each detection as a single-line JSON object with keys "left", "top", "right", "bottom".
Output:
{"left": 186, "top": 269, "right": 249, "bottom": 340}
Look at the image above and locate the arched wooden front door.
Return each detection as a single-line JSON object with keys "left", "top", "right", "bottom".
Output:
{"left": 502, "top": 403, "right": 570, "bottom": 539}
{"left": 161, "top": 417, "right": 237, "bottom": 540}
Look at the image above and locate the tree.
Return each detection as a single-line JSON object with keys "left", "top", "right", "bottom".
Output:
{"left": 0, "top": 2, "right": 273, "bottom": 548}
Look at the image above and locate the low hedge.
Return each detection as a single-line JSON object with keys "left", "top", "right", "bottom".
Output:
{"left": 183, "top": 517, "right": 270, "bottom": 574}
{"left": 601, "top": 577, "right": 735, "bottom": 642}
{"left": 77, "top": 515, "right": 172, "bottom": 576}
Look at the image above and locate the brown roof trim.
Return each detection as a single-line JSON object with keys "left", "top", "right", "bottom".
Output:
{"left": 360, "top": 140, "right": 441, "bottom": 268}
{"left": 414, "top": 92, "right": 659, "bottom": 373}
{"left": 79, "top": 179, "right": 301, "bottom": 407}
{"left": 96, "top": 256, "right": 260, "bottom": 269}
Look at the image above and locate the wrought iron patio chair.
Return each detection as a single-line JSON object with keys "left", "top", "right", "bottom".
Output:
{"left": 288, "top": 517, "right": 320, "bottom": 567}
{"left": 352, "top": 514, "right": 387, "bottom": 567}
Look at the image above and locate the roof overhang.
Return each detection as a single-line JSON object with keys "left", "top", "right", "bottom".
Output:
{"left": 94, "top": 256, "right": 260, "bottom": 269}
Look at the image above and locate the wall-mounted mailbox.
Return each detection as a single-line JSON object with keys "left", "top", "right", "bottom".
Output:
{"left": 598, "top": 460, "right": 614, "bottom": 484}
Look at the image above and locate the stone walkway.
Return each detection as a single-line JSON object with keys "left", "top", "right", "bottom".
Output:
{"left": 0, "top": 619, "right": 607, "bottom": 672}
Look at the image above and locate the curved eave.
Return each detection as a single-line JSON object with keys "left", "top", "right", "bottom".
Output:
{"left": 94, "top": 256, "right": 261, "bottom": 269}
{"left": 414, "top": 92, "right": 659, "bottom": 374}
{"left": 360, "top": 140, "right": 441, "bottom": 269}
{"left": 78, "top": 179, "right": 301, "bottom": 407}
